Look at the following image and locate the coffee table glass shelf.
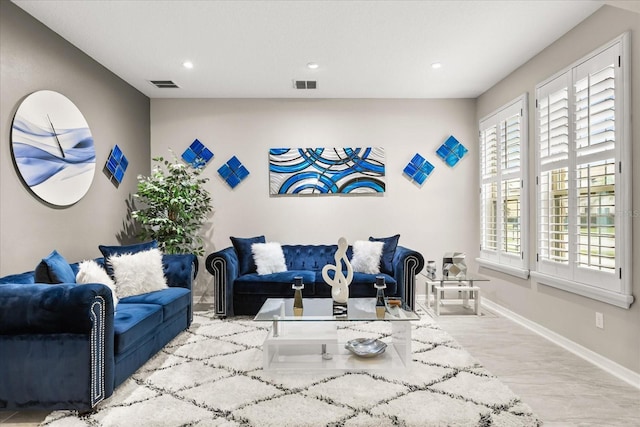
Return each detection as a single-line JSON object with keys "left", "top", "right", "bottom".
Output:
{"left": 254, "top": 298, "right": 419, "bottom": 371}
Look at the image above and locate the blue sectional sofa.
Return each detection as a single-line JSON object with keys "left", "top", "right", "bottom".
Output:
{"left": 205, "top": 238, "right": 424, "bottom": 317}
{"left": 0, "top": 252, "right": 196, "bottom": 412}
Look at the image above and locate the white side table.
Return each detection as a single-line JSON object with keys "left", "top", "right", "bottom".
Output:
{"left": 433, "top": 285, "right": 481, "bottom": 315}
{"left": 421, "top": 274, "right": 488, "bottom": 316}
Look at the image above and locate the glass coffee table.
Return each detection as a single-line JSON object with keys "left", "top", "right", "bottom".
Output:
{"left": 254, "top": 298, "right": 419, "bottom": 371}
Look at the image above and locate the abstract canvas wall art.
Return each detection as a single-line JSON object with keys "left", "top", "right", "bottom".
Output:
{"left": 269, "top": 147, "right": 385, "bottom": 195}
{"left": 11, "top": 90, "right": 96, "bottom": 206}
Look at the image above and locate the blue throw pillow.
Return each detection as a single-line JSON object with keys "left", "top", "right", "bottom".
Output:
{"left": 99, "top": 240, "right": 158, "bottom": 277}
{"left": 369, "top": 234, "right": 400, "bottom": 275}
{"left": 230, "top": 235, "right": 265, "bottom": 275}
{"left": 34, "top": 250, "right": 76, "bottom": 284}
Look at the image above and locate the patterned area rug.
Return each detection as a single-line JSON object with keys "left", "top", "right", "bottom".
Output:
{"left": 41, "top": 308, "right": 541, "bottom": 426}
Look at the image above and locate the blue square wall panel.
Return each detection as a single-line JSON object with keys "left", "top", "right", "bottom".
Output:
{"left": 217, "top": 164, "right": 232, "bottom": 179}
{"left": 455, "top": 143, "right": 469, "bottom": 158}
{"left": 436, "top": 135, "right": 468, "bottom": 167}
{"left": 218, "top": 156, "right": 250, "bottom": 189}
{"left": 182, "top": 138, "right": 214, "bottom": 168}
{"left": 410, "top": 153, "right": 426, "bottom": 168}
{"left": 112, "top": 145, "right": 123, "bottom": 161}
{"left": 414, "top": 171, "right": 428, "bottom": 185}
{"left": 226, "top": 174, "right": 241, "bottom": 189}
{"left": 114, "top": 167, "right": 125, "bottom": 183}
{"left": 106, "top": 157, "right": 117, "bottom": 175}
{"left": 201, "top": 147, "right": 213, "bottom": 161}
{"left": 236, "top": 165, "right": 250, "bottom": 180}
{"left": 182, "top": 148, "right": 197, "bottom": 164}
{"left": 227, "top": 155, "right": 242, "bottom": 170}
{"left": 403, "top": 162, "right": 418, "bottom": 177}
{"left": 403, "top": 153, "right": 434, "bottom": 186}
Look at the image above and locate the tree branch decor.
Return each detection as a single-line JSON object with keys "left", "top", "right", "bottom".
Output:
{"left": 132, "top": 154, "right": 213, "bottom": 256}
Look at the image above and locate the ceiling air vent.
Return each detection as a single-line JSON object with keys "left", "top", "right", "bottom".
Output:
{"left": 149, "top": 80, "right": 179, "bottom": 88}
{"left": 293, "top": 80, "right": 317, "bottom": 90}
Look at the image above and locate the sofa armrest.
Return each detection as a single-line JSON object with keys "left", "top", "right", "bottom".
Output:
{"left": 0, "top": 283, "right": 114, "bottom": 334}
{"left": 392, "top": 246, "right": 425, "bottom": 311}
{"left": 0, "top": 283, "right": 115, "bottom": 410}
{"left": 205, "top": 247, "right": 239, "bottom": 317}
{"left": 163, "top": 253, "right": 197, "bottom": 290}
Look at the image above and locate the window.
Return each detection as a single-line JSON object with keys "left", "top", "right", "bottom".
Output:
{"left": 478, "top": 94, "right": 529, "bottom": 278}
{"left": 533, "top": 33, "right": 633, "bottom": 308}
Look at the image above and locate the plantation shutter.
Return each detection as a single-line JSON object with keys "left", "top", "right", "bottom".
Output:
{"left": 480, "top": 124, "right": 498, "bottom": 255}
{"left": 572, "top": 44, "right": 618, "bottom": 290}
{"left": 536, "top": 73, "right": 571, "bottom": 280}
{"left": 534, "top": 34, "right": 631, "bottom": 306}
{"left": 479, "top": 95, "right": 528, "bottom": 273}
{"left": 500, "top": 113, "right": 522, "bottom": 256}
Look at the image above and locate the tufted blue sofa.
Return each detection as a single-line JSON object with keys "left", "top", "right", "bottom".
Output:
{"left": 0, "top": 253, "right": 196, "bottom": 412}
{"left": 205, "top": 242, "right": 424, "bottom": 317}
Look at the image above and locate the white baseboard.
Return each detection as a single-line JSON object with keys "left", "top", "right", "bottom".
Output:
{"left": 482, "top": 298, "right": 640, "bottom": 390}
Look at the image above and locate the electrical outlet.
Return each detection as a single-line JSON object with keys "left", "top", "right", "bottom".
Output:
{"left": 595, "top": 312, "right": 604, "bottom": 329}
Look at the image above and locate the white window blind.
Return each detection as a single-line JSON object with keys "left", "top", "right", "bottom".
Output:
{"left": 480, "top": 125, "right": 498, "bottom": 252}
{"left": 478, "top": 94, "right": 528, "bottom": 277}
{"left": 537, "top": 74, "right": 571, "bottom": 276}
{"left": 533, "top": 33, "right": 633, "bottom": 308}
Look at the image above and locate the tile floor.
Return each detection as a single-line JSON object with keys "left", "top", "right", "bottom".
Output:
{"left": 2, "top": 303, "right": 639, "bottom": 426}
{"left": 433, "top": 306, "right": 640, "bottom": 426}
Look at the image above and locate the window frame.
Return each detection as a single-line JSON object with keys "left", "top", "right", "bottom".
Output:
{"left": 477, "top": 94, "right": 530, "bottom": 279}
{"left": 532, "top": 32, "right": 633, "bottom": 309}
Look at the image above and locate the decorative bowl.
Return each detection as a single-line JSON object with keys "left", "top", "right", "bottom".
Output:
{"left": 345, "top": 338, "right": 387, "bottom": 358}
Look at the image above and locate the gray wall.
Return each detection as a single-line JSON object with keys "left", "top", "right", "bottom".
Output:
{"left": 476, "top": 5, "right": 640, "bottom": 374}
{"left": 0, "top": 1, "right": 150, "bottom": 274}
{"left": 150, "top": 98, "right": 478, "bottom": 299}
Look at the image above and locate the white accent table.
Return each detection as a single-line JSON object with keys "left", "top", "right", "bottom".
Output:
{"left": 254, "top": 298, "right": 419, "bottom": 371}
{"left": 422, "top": 274, "right": 488, "bottom": 316}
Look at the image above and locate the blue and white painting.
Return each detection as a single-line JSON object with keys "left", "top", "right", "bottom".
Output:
{"left": 269, "top": 147, "right": 385, "bottom": 195}
{"left": 11, "top": 90, "right": 95, "bottom": 206}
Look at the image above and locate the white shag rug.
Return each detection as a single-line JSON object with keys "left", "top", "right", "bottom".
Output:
{"left": 41, "top": 308, "right": 541, "bottom": 427}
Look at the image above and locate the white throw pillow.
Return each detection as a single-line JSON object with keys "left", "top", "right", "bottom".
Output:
{"left": 351, "top": 240, "right": 384, "bottom": 274}
{"left": 251, "top": 242, "right": 288, "bottom": 275}
{"left": 108, "top": 248, "right": 168, "bottom": 298}
{"left": 76, "top": 260, "right": 119, "bottom": 310}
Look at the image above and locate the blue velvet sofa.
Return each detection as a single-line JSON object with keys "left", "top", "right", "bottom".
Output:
{"left": 0, "top": 253, "right": 196, "bottom": 412}
{"left": 205, "top": 237, "right": 424, "bottom": 317}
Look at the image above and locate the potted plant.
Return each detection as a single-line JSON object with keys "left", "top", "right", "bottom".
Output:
{"left": 132, "top": 153, "right": 213, "bottom": 256}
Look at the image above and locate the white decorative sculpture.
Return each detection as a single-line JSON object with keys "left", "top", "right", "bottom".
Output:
{"left": 322, "top": 237, "right": 354, "bottom": 304}
{"left": 443, "top": 252, "right": 467, "bottom": 278}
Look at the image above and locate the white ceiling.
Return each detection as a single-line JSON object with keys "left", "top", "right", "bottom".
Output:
{"left": 12, "top": 0, "right": 615, "bottom": 99}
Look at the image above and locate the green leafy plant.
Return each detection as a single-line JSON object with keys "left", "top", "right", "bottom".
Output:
{"left": 132, "top": 153, "right": 213, "bottom": 256}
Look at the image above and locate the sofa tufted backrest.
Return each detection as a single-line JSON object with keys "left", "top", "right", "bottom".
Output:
{"left": 281, "top": 245, "right": 354, "bottom": 271}
{"left": 0, "top": 258, "right": 106, "bottom": 285}
{"left": 0, "top": 271, "right": 35, "bottom": 285}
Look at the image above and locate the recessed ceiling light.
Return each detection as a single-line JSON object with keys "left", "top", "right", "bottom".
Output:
{"left": 183, "top": 61, "right": 194, "bottom": 69}
{"left": 307, "top": 62, "right": 319, "bottom": 69}
{"left": 431, "top": 62, "right": 442, "bottom": 69}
